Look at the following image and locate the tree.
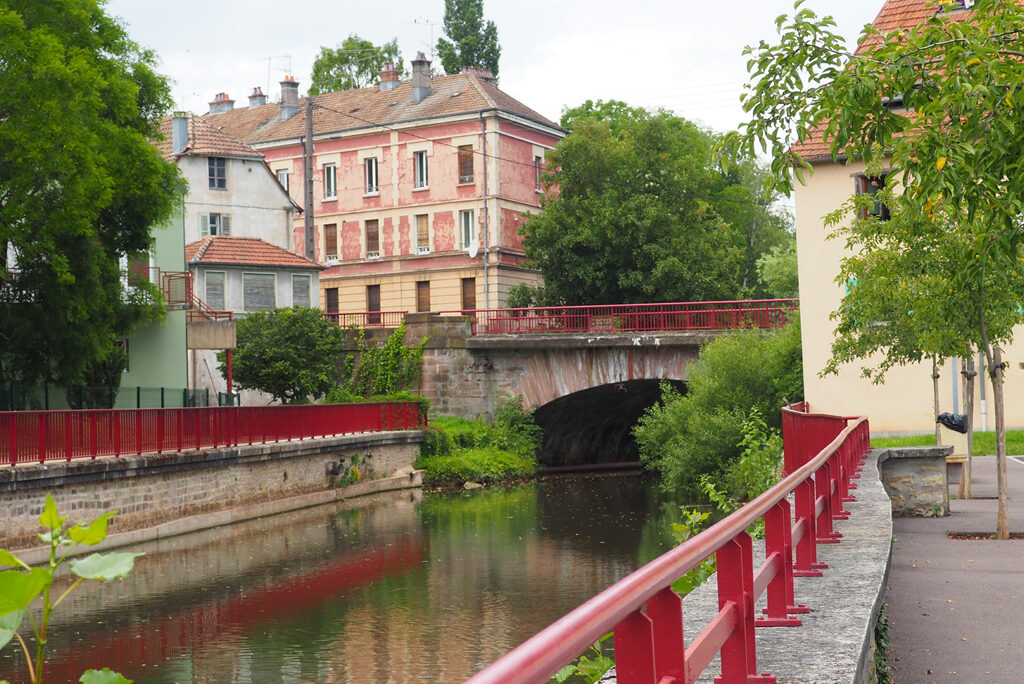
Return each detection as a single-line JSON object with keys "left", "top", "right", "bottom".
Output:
{"left": 728, "top": 0, "right": 1024, "bottom": 538}
{"left": 309, "top": 35, "right": 405, "bottom": 95}
{"left": 0, "top": 1, "right": 181, "bottom": 387}
{"left": 519, "top": 100, "right": 787, "bottom": 305}
{"left": 221, "top": 307, "right": 345, "bottom": 404}
{"left": 756, "top": 239, "right": 798, "bottom": 299}
{"left": 435, "top": 0, "right": 501, "bottom": 78}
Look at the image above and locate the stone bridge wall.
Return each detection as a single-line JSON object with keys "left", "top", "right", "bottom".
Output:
{"left": 396, "top": 313, "right": 714, "bottom": 419}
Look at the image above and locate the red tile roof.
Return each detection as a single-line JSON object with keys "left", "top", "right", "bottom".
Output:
{"left": 154, "top": 113, "right": 263, "bottom": 159}
{"left": 186, "top": 236, "right": 321, "bottom": 269}
{"left": 203, "top": 72, "right": 563, "bottom": 145}
{"left": 791, "top": 0, "right": 987, "bottom": 160}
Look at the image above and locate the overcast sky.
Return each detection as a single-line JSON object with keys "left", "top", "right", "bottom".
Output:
{"left": 104, "top": 0, "right": 880, "bottom": 134}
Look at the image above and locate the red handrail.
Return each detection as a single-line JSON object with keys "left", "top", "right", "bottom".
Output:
{"left": 0, "top": 403, "right": 426, "bottom": 466}
{"left": 438, "top": 299, "right": 799, "bottom": 335}
{"left": 466, "top": 406, "right": 869, "bottom": 684}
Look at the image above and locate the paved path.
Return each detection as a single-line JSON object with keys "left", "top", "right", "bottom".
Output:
{"left": 885, "top": 456, "right": 1024, "bottom": 683}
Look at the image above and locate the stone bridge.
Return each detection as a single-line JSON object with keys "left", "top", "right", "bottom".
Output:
{"left": 396, "top": 313, "right": 721, "bottom": 467}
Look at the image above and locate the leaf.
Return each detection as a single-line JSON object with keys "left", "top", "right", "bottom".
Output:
{"left": 40, "top": 493, "right": 65, "bottom": 532}
{"left": 0, "top": 568, "right": 50, "bottom": 616}
{"left": 0, "top": 610, "right": 25, "bottom": 651}
{"left": 0, "top": 550, "right": 25, "bottom": 570}
{"left": 936, "top": 157, "right": 947, "bottom": 171}
{"left": 79, "top": 669, "right": 133, "bottom": 684}
{"left": 553, "top": 664, "right": 576, "bottom": 683}
{"left": 966, "top": 57, "right": 980, "bottom": 67}
{"left": 69, "top": 512, "right": 116, "bottom": 546}
{"left": 69, "top": 552, "right": 144, "bottom": 581}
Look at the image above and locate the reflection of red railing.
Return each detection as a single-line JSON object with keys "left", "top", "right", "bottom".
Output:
{"left": 325, "top": 311, "right": 408, "bottom": 328}
{"left": 439, "top": 299, "right": 799, "bottom": 335}
{"left": 1, "top": 403, "right": 426, "bottom": 466}
{"left": 467, "top": 404, "right": 869, "bottom": 684}
{"left": 26, "top": 538, "right": 424, "bottom": 683}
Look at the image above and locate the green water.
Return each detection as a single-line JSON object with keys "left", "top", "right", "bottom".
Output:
{"left": 0, "top": 474, "right": 690, "bottom": 683}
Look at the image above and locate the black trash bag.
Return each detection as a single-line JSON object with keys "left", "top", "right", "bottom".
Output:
{"left": 937, "top": 412, "right": 968, "bottom": 434}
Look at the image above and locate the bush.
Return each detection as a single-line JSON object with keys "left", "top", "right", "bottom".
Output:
{"left": 634, "top": 317, "right": 801, "bottom": 498}
{"left": 416, "top": 447, "right": 537, "bottom": 484}
{"left": 340, "top": 321, "right": 427, "bottom": 397}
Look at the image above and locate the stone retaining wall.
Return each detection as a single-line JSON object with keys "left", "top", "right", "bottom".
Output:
{"left": 0, "top": 430, "right": 423, "bottom": 550}
{"left": 877, "top": 445, "right": 952, "bottom": 517}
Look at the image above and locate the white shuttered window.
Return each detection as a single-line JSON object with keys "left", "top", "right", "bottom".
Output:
{"left": 243, "top": 273, "right": 275, "bottom": 311}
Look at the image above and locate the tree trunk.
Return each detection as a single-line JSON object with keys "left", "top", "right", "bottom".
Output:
{"left": 992, "top": 346, "right": 1009, "bottom": 539}
{"left": 933, "top": 356, "right": 941, "bottom": 445}
{"left": 960, "top": 354, "right": 974, "bottom": 500}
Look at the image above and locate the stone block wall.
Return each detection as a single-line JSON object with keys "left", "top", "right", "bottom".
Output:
{"left": 0, "top": 431, "right": 422, "bottom": 550}
{"left": 877, "top": 446, "right": 952, "bottom": 517}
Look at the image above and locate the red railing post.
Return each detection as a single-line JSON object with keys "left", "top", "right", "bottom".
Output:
{"left": 614, "top": 610, "right": 657, "bottom": 683}
{"left": 716, "top": 532, "right": 774, "bottom": 683}
{"left": 647, "top": 586, "right": 686, "bottom": 682}
{"left": 793, "top": 478, "right": 824, "bottom": 576}
{"left": 758, "top": 499, "right": 804, "bottom": 626}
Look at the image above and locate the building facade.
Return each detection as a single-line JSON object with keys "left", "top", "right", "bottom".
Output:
{"left": 203, "top": 55, "right": 565, "bottom": 316}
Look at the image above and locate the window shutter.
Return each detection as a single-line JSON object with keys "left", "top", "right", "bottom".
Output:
{"left": 243, "top": 273, "right": 275, "bottom": 311}
{"left": 205, "top": 272, "right": 225, "bottom": 309}
{"left": 199, "top": 213, "right": 210, "bottom": 237}
{"left": 222, "top": 214, "right": 231, "bottom": 236}
{"left": 292, "top": 274, "right": 310, "bottom": 307}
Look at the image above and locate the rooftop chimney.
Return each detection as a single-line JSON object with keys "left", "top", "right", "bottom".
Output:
{"left": 249, "top": 86, "right": 268, "bottom": 108}
{"left": 411, "top": 52, "right": 431, "bottom": 103}
{"left": 460, "top": 66, "right": 496, "bottom": 86}
{"left": 379, "top": 62, "right": 400, "bottom": 91}
{"left": 280, "top": 76, "right": 300, "bottom": 120}
{"left": 171, "top": 111, "right": 188, "bottom": 155}
{"left": 208, "top": 92, "right": 235, "bottom": 114}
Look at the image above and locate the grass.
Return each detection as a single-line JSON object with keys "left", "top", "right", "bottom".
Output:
{"left": 871, "top": 429, "right": 1024, "bottom": 455}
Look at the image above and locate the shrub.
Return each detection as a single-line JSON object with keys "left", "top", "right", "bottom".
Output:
{"left": 416, "top": 447, "right": 537, "bottom": 484}
{"left": 634, "top": 317, "right": 801, "bottom": 498}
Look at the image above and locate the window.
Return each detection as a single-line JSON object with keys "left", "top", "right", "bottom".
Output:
{"left": 205, "top": 271, "right": 225, "bottom": 310}
{"left": 324, "top": 223, "right": 338, "bottom": 260}
{"left": 458, "top": 145, "right": 474, "bottom": 183}
{"left": 277, "top": 169, "right": 290, "bottom": 192}
{"left": 200, "top": 213, "right": 231, "bottom": 236}
{"left": 367, "top": 284, "right": 381, "bottom": 325}
{"left": 461, "top": 277, "right": 476, "bottom": 311}
{"left": 324, "top": 163, "right": 337, "bottom": 200}
{"left": 416, "top": 214, "right": 430, "bottom": 254}
{"left": 326, "top": 287, "right": 339, "bottom": 315}
{"left": 365, "top": 157, "right": 379, "bottom": 194}
{"left": 856, "top": 174, "right": 890, "bottom": 220}
{"left": 534, "top": 155, "right": 543, "bottom": 191}
{"left": 366, "top": 219, "right": 380, "bottom": 257}
{"left": 242, "top": 273, "right": 275, "bottom": 312}
{"left": 292, "top": 274, "right": 311, "bottom": 307}
{"left": 416, "top": 280, "right": 431, "bottom": 313}
{"left": 127, "top": 253, "right": 150, "bottom": 284}
{"left": 413, "top": 150, "right": 429, "bottom": 188}
{"left": 460, "top": 209, "right": 475, "bottom": 249}
{"left": 209, "top": 157, "right": 226, "bottom": 190}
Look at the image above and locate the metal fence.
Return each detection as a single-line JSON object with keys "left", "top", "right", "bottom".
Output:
{"left": 466, "top": 403, "right": 869, "bottom": 684}
{"left": 439, "top": 299, "right": 800, "bottom": 335}
{"left": 325, "top": 311, "right": 408, "bottom": 328}
{"left": 1, "top": 402, "right": 425, "bottom": 466}
{"left": 1, "top": 384, "right": 213, "bottom": 412}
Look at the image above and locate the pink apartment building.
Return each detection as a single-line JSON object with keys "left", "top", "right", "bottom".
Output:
{"left": 203, "top": 53, "right": 566, "bottom": 316}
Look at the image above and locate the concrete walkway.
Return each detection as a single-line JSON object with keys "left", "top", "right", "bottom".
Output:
{"left": 884, "top": 456, "right": 1024, "bottom": 683}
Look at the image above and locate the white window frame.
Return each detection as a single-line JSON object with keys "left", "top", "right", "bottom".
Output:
{"left": 205, "top": 270, "right": 226, "bottom": 310}
{"left": 276, "top": 168, "right": 289, "bottom": 192}
{"left": 460, "top": 209, "right": 475, "bottom": 249}
{"left": 242, "top": 272, "right": 276, "bottom": 312}
{"left": 324, "top": 163, "right": 337, "bottom": 200}
{"left": 413, "top": 150, "right": 429, "bottom": 189}
{"left": 200, "top": 213, "right": 231, "bottom": 237}
{"left": 365, "top": 157, "right": 379, "bottom": 194}
{"left": 291, "top": 273, "right": 311, "bottom": 308}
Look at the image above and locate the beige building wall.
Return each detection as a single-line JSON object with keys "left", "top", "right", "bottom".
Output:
{"left": 796, "top": 160, "right": 1024, "bottom": 436}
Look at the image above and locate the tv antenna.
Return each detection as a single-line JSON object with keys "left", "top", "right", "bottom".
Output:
{"left": 264, "top": 55, "right": 293, "bottom": 97}
{"left": 410, "top": 17, "right": 440, "bottom": 60}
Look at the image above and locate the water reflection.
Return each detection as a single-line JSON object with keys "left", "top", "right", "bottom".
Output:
{"left": 0, "top": 475, "right": 687, "bottom": 683}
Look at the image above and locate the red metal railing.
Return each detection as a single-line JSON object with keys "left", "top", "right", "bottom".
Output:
{"left": 187, "top": 290, "right": 233, "bottom": 322}
{"left": 0, "top": 403, "right": 425, "bottom": 466}
{"left": 466, "top": 404, "right": 870, "bottom": 684}
{"left": 325, "top": 311, "right": 408, "bottom": 328}
{"left": 160, "top": 270, "right": 192, "bottom": 307}
{"left": 439, "top": 299, "right": 799, "bottom": 335}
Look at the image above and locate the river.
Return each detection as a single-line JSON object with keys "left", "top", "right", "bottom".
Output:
{"left": 0, "top": 474, "right": 691, "bottom": 683}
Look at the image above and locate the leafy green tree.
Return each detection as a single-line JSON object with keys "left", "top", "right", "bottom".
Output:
{"left": 0, "top": 1, "right": 181, "bottom": 387}
{"left": 756, "top": 239, "right": 798, "bottom": 299}
{"left": 727, "top": 0, "right": 1024, "bottom": 537}
{"left": 309, "top": 35, "right": 405, "bottom": 95}
{"left": 520, "top": 100, "right": 787, "bottom": 305}
{"left": 634, "top": 318, "right": 802, "bottom": 498}
{"left": 336, "top": 321, "right": 427, "bottom": 398}
{"left": 220, "top": 307, "right": 345, "bottom": 404}
{"left": 435, "top": 0, "right": 501, "bottom": 78}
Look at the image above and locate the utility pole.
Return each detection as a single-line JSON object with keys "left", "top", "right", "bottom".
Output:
{"left": 304, "top": 97, "right": 315, "bottom": 261}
